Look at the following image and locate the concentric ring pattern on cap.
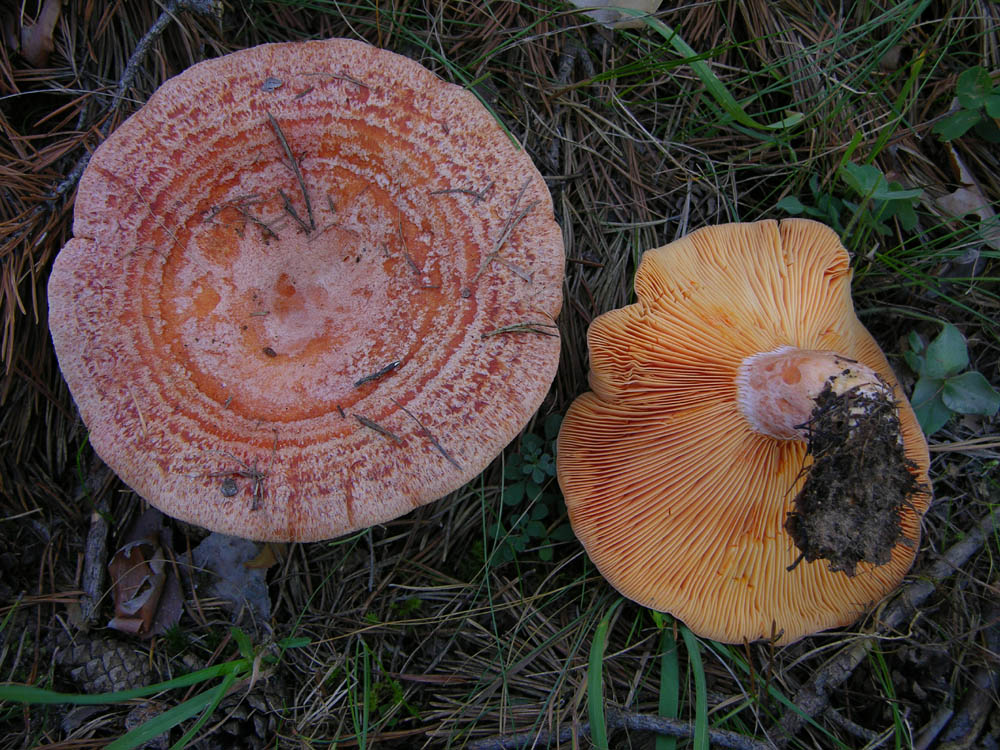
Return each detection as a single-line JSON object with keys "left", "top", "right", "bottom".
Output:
{"left": 48, "top": 39, "right": 564, "bottom": 541}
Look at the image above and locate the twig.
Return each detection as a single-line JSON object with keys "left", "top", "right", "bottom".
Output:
{"left": 203, "top": 451, "right": 270, "bottom": 512}
{"left": 429, "top": 181, "right": 494, "bottom": 204}
{"left": 776, "top": 505, "right": 1000, "bottom": 743}
{"left": 354, "top": 361, "right": 401, "bottom": 388}
{"left": 233, "top": 203, "right": 279, "bottom": 240}
{"left": 79, "top": 468, "right": 112, "bottom": 627}
{"left": 397, "top": 217, "right": 422, "bottom": 275}
{"left": 467, "top": 707, "right": 771, "bottom": 750}
{"left": 267, "top": 112, "right": 314, "bottom": 230}
{"left": 354, "top": 414, "right": 402, "bottom": 445}
{"left": 278, "top": 188, "right": 311, "bottom": 234}
{"left": 462, "top": 179, "right": 539, "bottom": 296}
{"left": 304, "top": 71, "right": 370, "bottom": 89}
{"left": 53, "top": 0, "right": 218, "bottom": 199}
{"left": 481, "top": 321, "right": 559, "bottom": 339}
{"left": 392, "top": 399, "right": 463, "bottom": 471}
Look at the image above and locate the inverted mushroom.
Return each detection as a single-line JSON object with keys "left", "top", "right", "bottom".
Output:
{"left": 557, "top": 219, "right": 930, "bottom": 644}
{"left": 48, "top": 39, "right": 564, "bottom": 542}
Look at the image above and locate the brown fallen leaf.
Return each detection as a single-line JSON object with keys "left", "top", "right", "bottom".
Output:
{"left": 936, "top": 143, "right": 1000, "bottom": 251}
{"left": 108, "top": 537, "right": 165, "bottom": 636}
{"left": 106, "top": 508, "right": 183, "bottom": 639}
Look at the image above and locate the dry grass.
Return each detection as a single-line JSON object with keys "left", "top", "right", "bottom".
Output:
{"left": 1, "top": 1, "right": 998, "bottom": 748}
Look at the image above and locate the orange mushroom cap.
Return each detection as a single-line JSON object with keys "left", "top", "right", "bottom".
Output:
{"left": 48, "top": 39, "right": 563, "bottom": 542}
{"left": 557, "top": 219, "right": 930, "bottom": 644}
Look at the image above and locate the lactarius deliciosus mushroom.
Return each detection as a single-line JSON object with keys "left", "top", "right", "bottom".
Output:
{"left": 48, "top": 39, "right": 564, "bottom": 542}
{"left": 557, "top": 219, "right": 930, "bottom": 644}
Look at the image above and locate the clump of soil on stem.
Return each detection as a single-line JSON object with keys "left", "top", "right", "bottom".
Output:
{"left": 785, "top": 380, "right": 924, "bottom": 576}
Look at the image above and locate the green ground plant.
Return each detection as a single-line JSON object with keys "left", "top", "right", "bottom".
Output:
{"left": 777, "top": 161, "right": 922, "bottom": 239}
{"left": 487, "top": 413, "right": 573, "bottom": 564}
{"left": 933, "top": 66, "right": 1000, "bottom": 143}
{"left": 905, "top": 322, "right": 1000, "bottom": 435}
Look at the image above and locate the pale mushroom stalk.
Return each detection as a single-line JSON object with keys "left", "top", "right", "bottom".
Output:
{"left": 736, "top": 347, "right": 895, "bottom": 441}
{"left": 737, "top": 346, "right": 919, "bottom": 576}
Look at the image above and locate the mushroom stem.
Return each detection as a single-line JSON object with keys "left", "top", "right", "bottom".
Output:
{"left": 736, "top": 347, "right": 891, "bottom": 440}
{"left": 739, "top": 346, "right": 922, "bottom": 576}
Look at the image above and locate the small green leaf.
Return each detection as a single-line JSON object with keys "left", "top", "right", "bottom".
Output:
{"left": 893, "top": 199, "right": 918, "bottom": 230}
{"left": 840, "top": 162, "right": 883, "bottom": 197}
{"left": 903, "top": 350, "right": 923, "bottom": 373}
{"left": 550, "top": 524, "right": 575, "bottom": 542}
{"left": 525, "top": 520, "right": 547, "bottom": 538}
{"left": 521, "top": 433, "right": 543, "bottom": 455}
{"left": 231, "top": 627, "right": 253, "bottom": 660}
{"left": 502, "top": 481, "right": 525, "bottom": 506}
{"left": 972, "top": 118, "right": 1000, "bottom": 143}
{"left": 911, "top": 378, "right": 952, "bottom": 435}
{"left": 538, "top": 546, "right": 553, "bottom": 562}
{"left": 776, "top": 195, "right": 805, "bottom": 214}
{"left": 941, "top": 371, "right": 1000, "bottom": 416}
{"left": 908, "top": 330, "right": 926, "bottom": 355}
{"left": 873, "top": 184, "right": 922, "bottom": 202}
{"left": 277, "top": 636, "right": 312, "bottom": 649}
{"left": 503, "top": 455, "right": 523, "bottom": 480}
{"left": 955, "top": 66, "right": 993, "bottom": 110}
{"left": 923, "top": 324, "right": 969, "bottom": 378}
{"left": 985, "top": 94, "right": 1000, "bottom": 119}
{"left": 933, "top": 109, "right": 981, "bottom": 141}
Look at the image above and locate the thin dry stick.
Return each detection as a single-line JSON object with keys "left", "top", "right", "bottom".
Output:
{"left": 354, "top": 360, "right": 401, "bottom": 388}
{"left": 429, "top": 181, "right": 494, "bottom": 204}
{"left": 467, "top": 707, "right": 772, "bottom": 750}
{"left": 463, "top": 179, "right": 539, "bottom": 295}
{"left": 233, "top": 203, "right": 279, "bottom": 240}
{"left": 267, "top": 111, "right": 314, "bottom": 230}
{"left": 392, "top": 398, "right": 463, "bottom": 470}
{"left": 776, "top": 505, "right": 1000, "bottom": 743}
{"left": 397, "top": 217, "right": 422, "bottom": 275}
{"left": 277, "top": 187, "right": 311, "bottom": 234}
{"left": 354, "top": 414, "right": 403, "bottom": 444}
{"left": 481, "top": 321, "right": 559, "bottom": 339}
{"left": 54, "top": 0, "right": 218, "bottom": 198}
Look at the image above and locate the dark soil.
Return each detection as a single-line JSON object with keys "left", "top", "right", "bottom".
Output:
{"left": 785, "top": 380, "right": 924, "bottom": 576}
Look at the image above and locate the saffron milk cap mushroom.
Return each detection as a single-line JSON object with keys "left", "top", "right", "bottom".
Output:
{"left": 48, "top": 39, "right": 563, "bottom": 542}
{"left": 557, "top": 219, "right": 930, "bottom": 644}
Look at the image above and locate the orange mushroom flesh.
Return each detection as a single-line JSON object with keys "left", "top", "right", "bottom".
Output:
{"left": 48, "top": 39, "right": 563, "bottom": 542}
{"left": 557, "top": 219, "right": 930, "bottom": 644}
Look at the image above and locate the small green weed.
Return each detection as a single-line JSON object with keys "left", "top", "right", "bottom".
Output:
{"left": 905, "top": 323, "right": 1000, "bottom": 435}
{"left": 933, "top": 67, "right": 1000, "bottom": 143}
{"left": 0, "top": 628, "right": 310, "bottom": 750}
{"left": 777, "top": 161, "right": 922, "bottom": 239}
{"left": 488, "top": 413, "right": 573, "bottom": 564}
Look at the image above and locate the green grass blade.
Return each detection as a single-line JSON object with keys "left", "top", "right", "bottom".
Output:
{"left": 587, "top": 599, "right": 622, "bottom": 750}
{"left": 103, "top": 673, "right": 234, "bottom": 750}
{"left": 638, "top": 16, "right": 803, "bottom": 132}
{"left": 0, "top": 661, "right": 248, "bottom": 706}
{"left": 680, "top": 626, "right": 708, "bottom": 750}
{"left": 656, "top": 624, "right": 679, "bottom": 750}
{"left": 168, "top": 670, "right": 239, "bottom": 750}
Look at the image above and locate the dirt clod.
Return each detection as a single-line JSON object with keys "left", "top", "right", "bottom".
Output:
{"left": 785, "top": 380, "right": 924, "bottom": 576}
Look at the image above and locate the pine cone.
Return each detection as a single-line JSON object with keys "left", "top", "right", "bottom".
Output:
{"left": 51, "top": 631, "right": 152, "bottom": 694}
